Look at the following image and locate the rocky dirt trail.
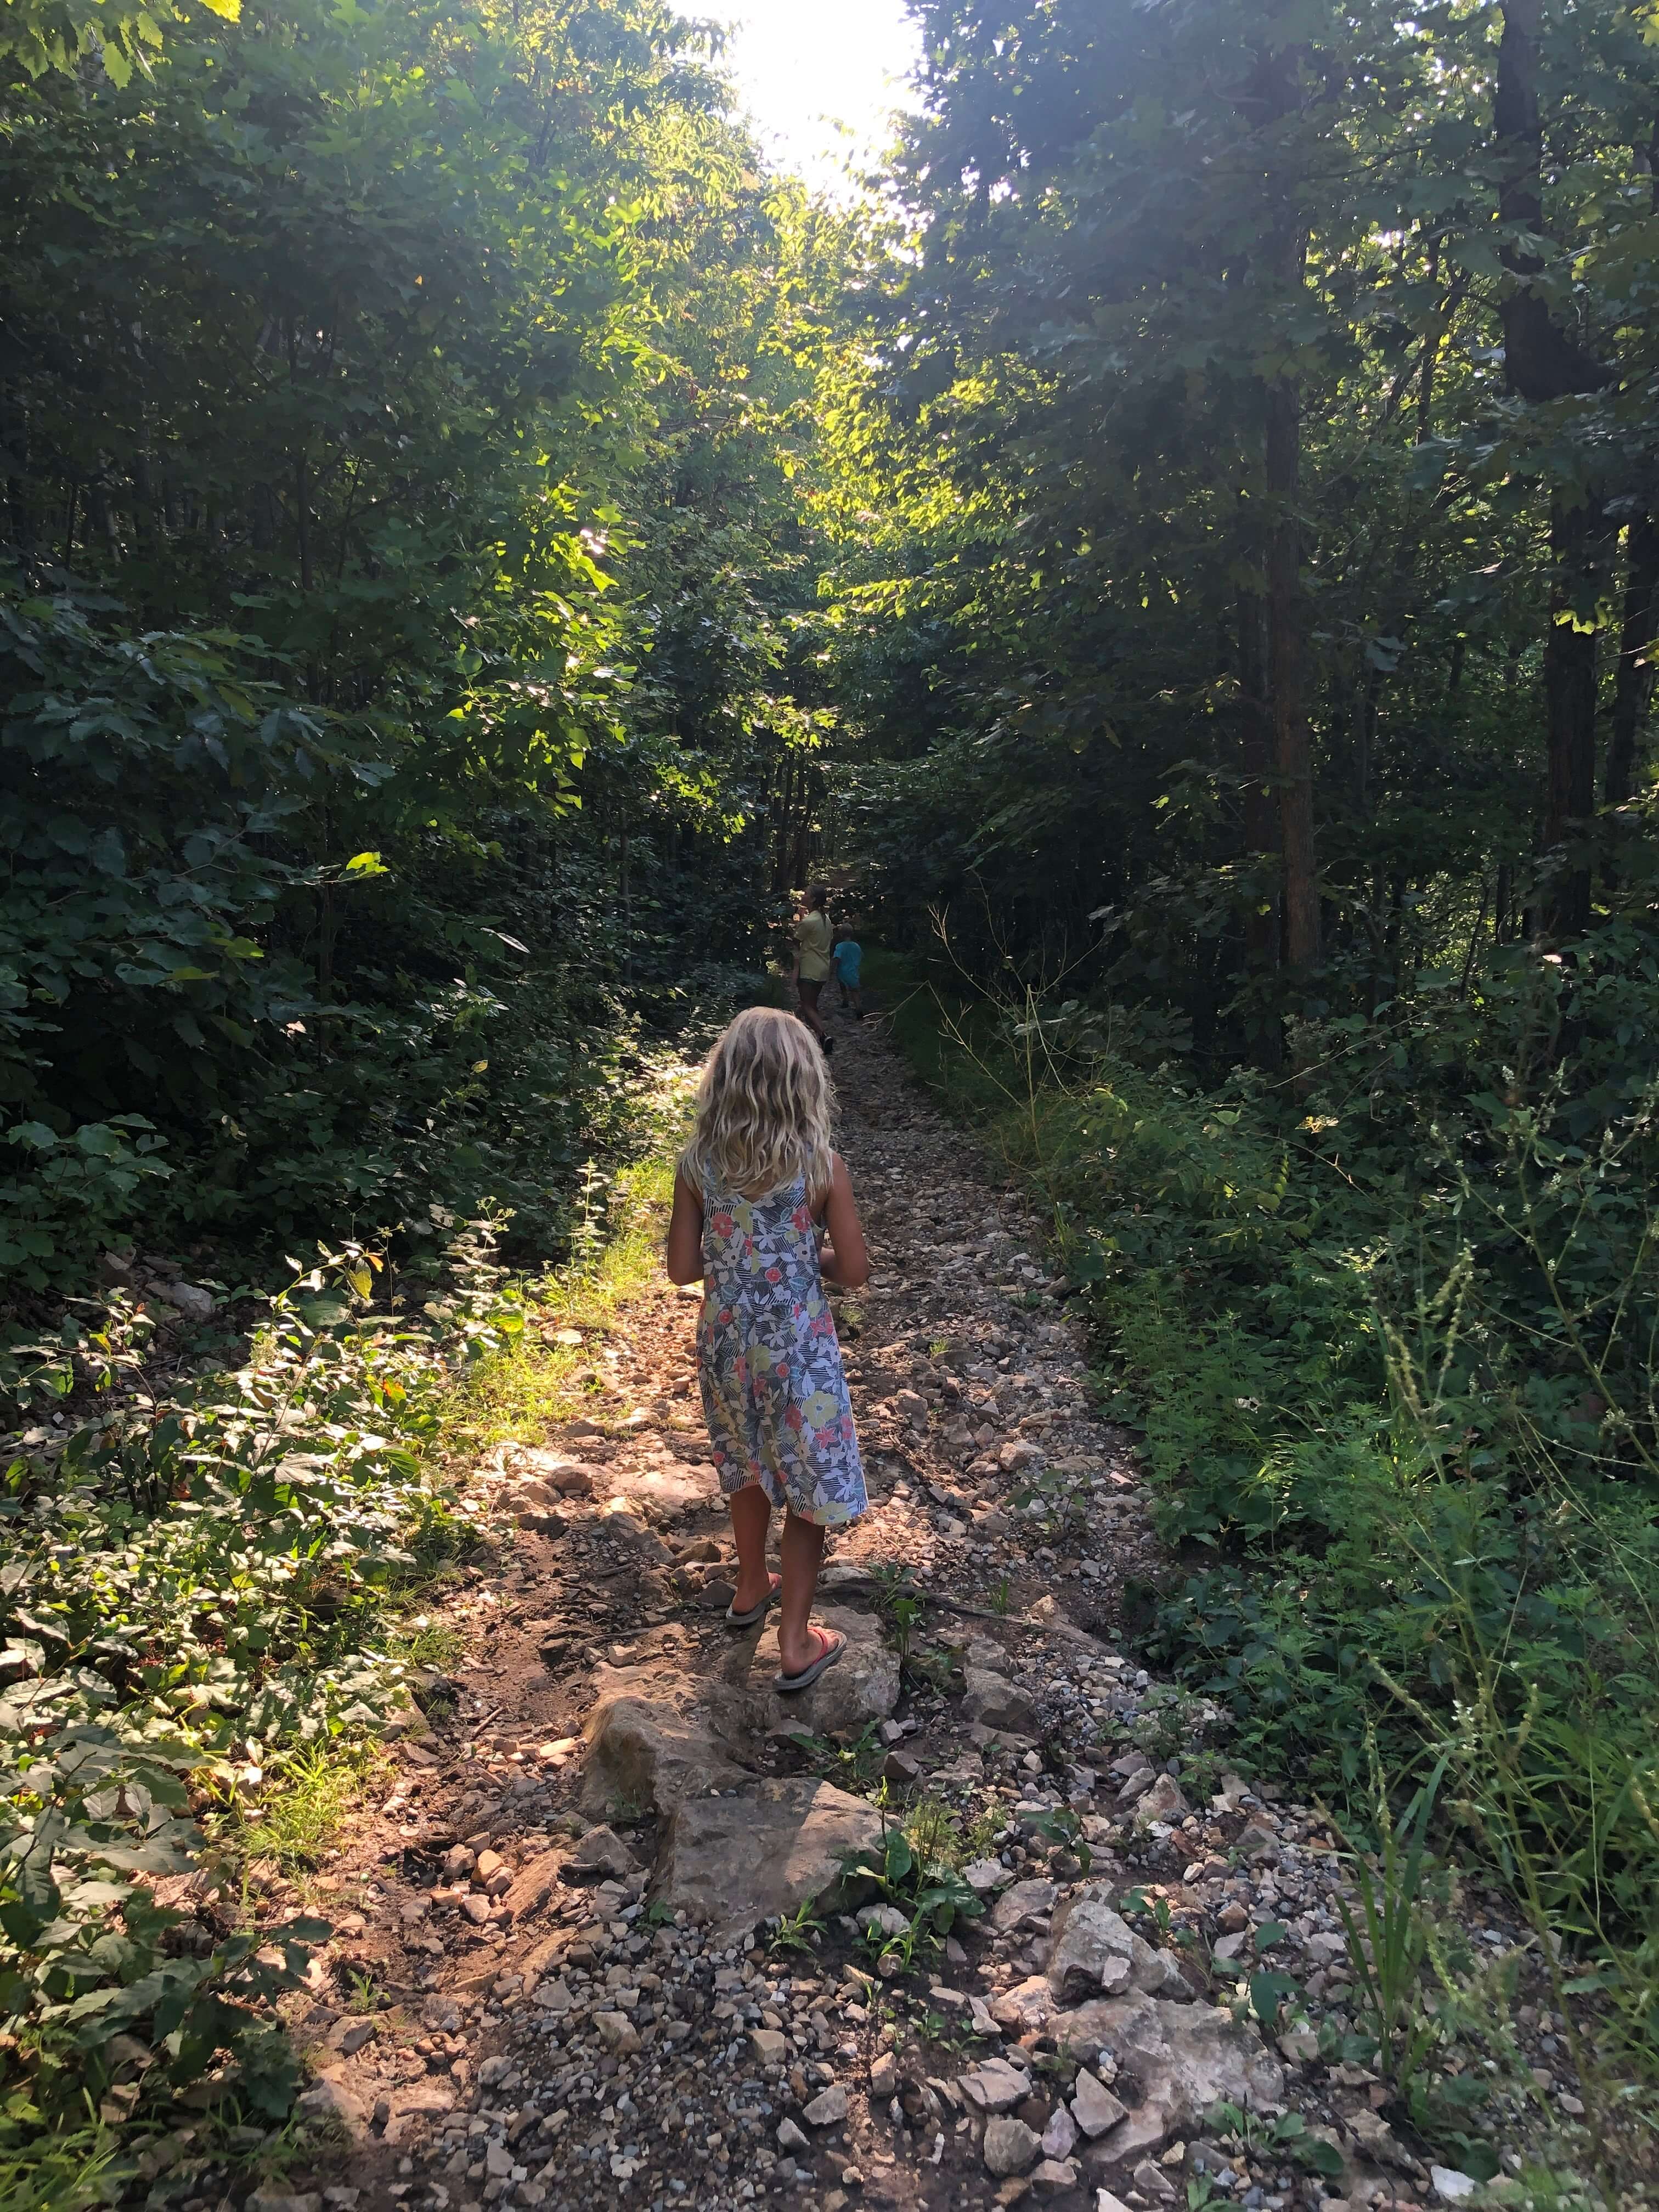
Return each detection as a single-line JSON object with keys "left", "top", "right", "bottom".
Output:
{"left": 259, "top": 1010, "right": 1562, "bottom": 2212}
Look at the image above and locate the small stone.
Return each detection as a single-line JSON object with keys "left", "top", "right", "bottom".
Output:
{"left": 960, "top": 2058, "right": 1031, "bottom": 2114}
{"left": 1096, "top": 2196, "right": 1135, "bottom": 2212}
{"left": 565, "top": 1825, "right": 636, "bottom": 1881}
{"left": 1132, "top": 2158, "right": 1178, "bottom": 2203}
{"left": 991, "top": 1878, "right": 1057, "bottom": 1934}
{"left": 983, "top": 2117, "right": 1042, "bottom": 2177}
{"left": 1031, "top": 2160, "right": 1080, "bottom": 2194}
{"left": 777, "top": 2117, "right": 811, "bottom": 2154}
{"left": 1071, "top": 2068, "right": 1127, "bottom": 2140}
{"left": 1234, "top": 1819, "right": 1280, "bottom": 1863}
{"left": 803, "top": 2084, "right": 849, "bottom": 2126}
{"left": 1133, "top": 1774, "right": 1189, "bottom": 1828}
{"left": 1041, "top": 2107, "right": 1079, "bottom": 2160}
{"left": 964, "top": 1668, "right": 1037, "bottom": 1734}
{"left": 1431, "top": 2170, "right": 1479, "bottom": 2204}
{"left": 963, "top": 1857, "right": 1009, "bottom": 1895}
{"left": 298, "top": 2074, "right": 369, "bottom": 2135}
{"left": 751, "top": 2029, "right": 788, "bottom": 2067}
{"left": 594, "top": 2012, "right": 640, "bottom": 2055}
{"left": 869, "top": 2051, "right": 899, "bottom": 2099}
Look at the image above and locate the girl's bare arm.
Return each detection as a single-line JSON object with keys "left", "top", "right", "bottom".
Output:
{"left": 816, "top": 1154, "right": 869, "bottom": 1288}
{"left": 666, "top": 1171, "right": 705, "bottom": 1284}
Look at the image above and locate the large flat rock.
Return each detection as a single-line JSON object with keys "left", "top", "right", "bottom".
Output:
{"left": 602, "top": 1458, "right": 719, "bottom": 1523}
{"left": 1050, "top": 1993, "right": 1284, "bottom": 2130}
{"left": 580, "top": 1673, "right": 751, "bottom": 1818}
{"left": 653, "top": 1776, "right": 883, "bottom": 1942}
{"left": 714, "top": 1604, "right": 900, "bottom": 1746}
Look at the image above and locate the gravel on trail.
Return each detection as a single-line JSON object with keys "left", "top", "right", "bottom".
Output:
{"left": 217, "top": 1006, "right": 1582, "bottom": 2212}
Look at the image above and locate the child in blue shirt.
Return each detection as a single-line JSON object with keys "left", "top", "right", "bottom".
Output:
{"left": 831, "top": 930, "right": 864, "bottom": 1019}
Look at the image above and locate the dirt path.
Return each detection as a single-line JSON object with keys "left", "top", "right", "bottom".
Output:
{"left": 268, "top": 1008, "right": 1551, "bottom": 2212}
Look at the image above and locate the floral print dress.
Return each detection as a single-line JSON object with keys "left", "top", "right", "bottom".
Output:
{"left": 696, "top": 1171, "right": 867, "bottom": 1527}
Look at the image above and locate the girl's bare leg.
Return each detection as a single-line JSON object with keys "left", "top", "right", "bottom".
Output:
{"left": 729, "top": 1483, "right": 774, "bottom": 1613}
{"left": 778, "top": 1510, "right": 834, "bottom": 1676}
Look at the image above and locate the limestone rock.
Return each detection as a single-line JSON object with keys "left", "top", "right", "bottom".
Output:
{"left": 595, "top": 2011, "right": 641, "bottom": 2056}
{"left": 803, "top": 2084, "right": 849, "bottom": 2126}
{"left": 751, "top": 2029, "right": 788, "bottom": 2067}
{"left": 725, "top": 1606, "right": 900, "bottom": 1742}
{"left": 963, "top": 1667, "right": 1037, "bottom": 1734}
{"left": 1041, "top": 2107, "right": 1079, "bottom": 2160}
{"left": 991, "top": 1877, "right": 1057, "bottom": 1934}
{"left": 500, "top": 1852, "right": 563, "bottom": 1924}
{"left": 777, "top": 2117, "right": 810, "bottom": 2154}
{"left": 959, "top": 2058, "right": 1031, "bottom": 2114}
{"left": 1047, "top": 1891, "right": 1187, "bottom": 2002}
{"left": 1070, "top": 2067, "right": 1128, "bottom": 2140}
{"left": 296, "top": 2075, "right": 366, "bottom": 2137}
{"left": 991, "top": 1975, "right": 1054, "bottom": 2033}
{"left": 390, "top": 2084, "right": 455, "bottom": 2120}
{"left": 580, "top": 1681, "right": 750, "bottom": 1817}
{"left": 564, "top": 1824, "right": 636, "bottom": 1881}
{"left": 1133, "top": 1773, "right": 1190, "bottom": 1828}
{"left": 983, "top": 2117, "right": 1042, "bottom": 2177}
{"left": 603, "top": 1459, "right": 714, "bottom": 1521}
{"left": 963, "top": 1857, "right": 1010, "bottom": 1895}
{"left": 652, "top": 1778, "right": 882, "bottom": 1942}
{"left": 511, "top": 1449, "right": 595, "bottom": 1497}
{"left": 1032, "top": 2159, "right": 1080, "bottom": 2194}
{"left": 1050, "top": 1994, "right": 1284, "bottom": 2126}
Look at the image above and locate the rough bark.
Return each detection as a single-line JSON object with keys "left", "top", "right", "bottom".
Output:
{"left": 1495, "top": 0, "right": 1613, "bottom": 941}
{"left": 1605, "top": 514, "right": 1659, "bottom": 809}
{"left": 1265, "top": 372, "right": 1320, "bottom": 970}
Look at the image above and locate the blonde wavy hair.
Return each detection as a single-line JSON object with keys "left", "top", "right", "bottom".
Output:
{"left": 681, "top": 1007, "right": 834, "bottom": 1201}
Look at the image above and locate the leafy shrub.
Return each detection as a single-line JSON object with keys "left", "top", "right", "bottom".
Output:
{"left": 879, "top": 948, "right": 1659, "bottom": 2086}
{"left": 0, "top": 1217, "right": 522, "bottom": 2179}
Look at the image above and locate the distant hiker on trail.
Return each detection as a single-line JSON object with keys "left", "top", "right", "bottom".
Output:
{"left": 665, "top": 1006, "right": 869, "bottom": 1693}
{"left": 791, "top": 881, "right": 834, "bottom": 1054}
{"left": 830, "top": 924, "right": 863, "bottom": 1019}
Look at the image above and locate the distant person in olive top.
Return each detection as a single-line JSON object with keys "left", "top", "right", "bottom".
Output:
{"left": 792, "top": 882, "right": 834, "bottom": 1054}
{"left": 831, "top": 926, "right": 864, "bottom": 1018}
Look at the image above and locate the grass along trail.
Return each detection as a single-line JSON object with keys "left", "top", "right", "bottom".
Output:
{"left": 271, "top": 1011, "right": 1612, "bottom": 2212}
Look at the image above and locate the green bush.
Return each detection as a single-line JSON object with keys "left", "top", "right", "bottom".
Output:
{"left": 0, "top": 1217, "right": 522, "bottom": 2179}
{"left": 877, "top": 949, "right": 1659, "bottom": 2074}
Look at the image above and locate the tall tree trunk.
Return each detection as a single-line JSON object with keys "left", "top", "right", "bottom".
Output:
{"left": 1496, "top": 0, "right": 1612, "bottom": 941}
{"left": 1542, "top": 500, "right": 1604, "bottom": 938}
{"left": 1265, "top": 373, "right": 1320, "bottom": 968}
{"left": 1605, "top": 514, "right": 1659, "bottom": 808}
{"left": 1249, "top": 31, "right": 1321, "bottom": 973}
{"left": 1236, "top": 582, "right": 1280, "bottom": 981}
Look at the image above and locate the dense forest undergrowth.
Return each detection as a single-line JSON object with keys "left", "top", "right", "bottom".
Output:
{"left": 870, "top": 940, "right": 1659, "bottom": 2141}
{"left": 7, "top": 0, "right": 1659, "bottom": 2194}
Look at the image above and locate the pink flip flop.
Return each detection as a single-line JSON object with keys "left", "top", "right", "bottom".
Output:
{"left": 726, "top": 1573, "right": 781, "bottom": 1628}
{"left": 774, "top": 1627, "right": 846, "bottom": 1694}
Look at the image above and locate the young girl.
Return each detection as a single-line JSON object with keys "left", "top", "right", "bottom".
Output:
{"left": 666, "top": 1006, "right": 870, "bottom": 1691}
{"left": 791, "top": 883, "right": 835, "bottom": 1054}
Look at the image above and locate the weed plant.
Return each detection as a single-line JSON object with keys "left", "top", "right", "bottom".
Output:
{"left": 868, "top": 943, "right": 1659, "bottom": 2138}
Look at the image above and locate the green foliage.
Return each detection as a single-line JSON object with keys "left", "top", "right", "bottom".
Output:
{"left": 0, "top": 0, "right": 851, "bottom": 1300}
{"left": 879, "top": 950, "right": 1659, "bottom": 2130}
{"left": 0, "top": 1212, "right": 521, "bottom": 2162}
